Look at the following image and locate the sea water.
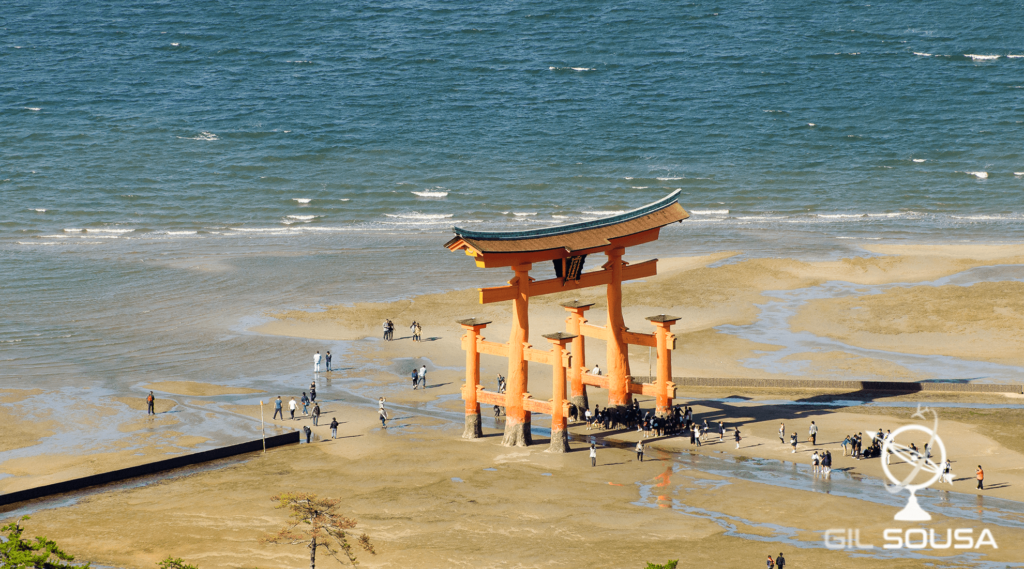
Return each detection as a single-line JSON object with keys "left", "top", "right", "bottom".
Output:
{"left": 2, "top": 1, "right": 1023, "bottom": 394}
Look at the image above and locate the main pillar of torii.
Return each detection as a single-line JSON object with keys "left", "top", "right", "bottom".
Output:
{"left": 445, "top": 191, "right": 689, "bottom": 447}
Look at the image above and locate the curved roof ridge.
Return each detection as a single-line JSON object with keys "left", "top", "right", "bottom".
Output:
{"left": 452, "top": 189, "right": 682, "bottom": 242}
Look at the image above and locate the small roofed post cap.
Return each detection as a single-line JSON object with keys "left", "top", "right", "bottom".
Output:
{"left": 542, "top": 332, "right": 578, "bottom": 342}
{"left": 560, "top": 300, "right": 596, "bottom": 309}
{"left": 646, "top": 314, "right": 682, "bottom": 323}
{"left": 456, "top": 317, "right": 492, "bottom": 327}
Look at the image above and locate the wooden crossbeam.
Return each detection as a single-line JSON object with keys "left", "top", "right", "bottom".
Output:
{"left": 581, "top": 372, "right": 609, "bottom": 389}
{"left": 622, "top": 330, "right": 657, "bottom": 348}
{"left": 626, "top": 382, "right": 677, "bottom": 398}
{"left": 522, "top": 397, "right": 553, "bottom": 415}
{"left": 479, "top": 259, "right": 658, "bottom": 304}
{"left": 579, "top": 323, "right": 608, "bottom": 340}
{"left": 474, "top": 387, "right": 506, "bottom": 406}
{"left": 524, "top": 347, "right": 555, "bottom": 366}
{"left": 477, "top": 340, "right": 509, "bottom": 358}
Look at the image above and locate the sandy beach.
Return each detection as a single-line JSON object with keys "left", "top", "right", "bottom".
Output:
{"left": 4, "top": 244, "right": 1024, "bottom": 568}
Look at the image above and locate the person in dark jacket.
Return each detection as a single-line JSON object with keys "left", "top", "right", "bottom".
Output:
{"left": 330, "top": 417, "right": 339, "bottom": 439}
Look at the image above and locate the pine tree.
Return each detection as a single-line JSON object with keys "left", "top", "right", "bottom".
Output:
{"left": 260, "top": 493, "right": 374, "bottom": 569}
{"left": 0, "top": 516, "right": 88, "bottom": 569}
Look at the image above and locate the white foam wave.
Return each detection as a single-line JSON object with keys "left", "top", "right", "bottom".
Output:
{"left": 41, "top": 235, "right": 67, "bottom": 238}
{"left": 340, "top": 198, "right": 350, "bottom": 201}
{"left": 952, "top": 215, "right": 1010, "bottom": 220}
{"left": 164, "top": 230, "right": 197, "bottom": 235}
{"left": 808, "top": 123, "right": 816, "bottom": 126}
{"left": 32, "top": 208, "right": 46, "bottom": 212}
{"left": 412, "top": 191, "right": 448, "bottom": 198}
{"left": 384, "top": 213, "right": 454, "bottom": 220}
{"left": 631, "top": 186, "right": 648, "bottom": 189}
{"left": 87, "top": 228, "right": 134, "bottom": 234}
{"left": 293, "top": 198, "right": 312, "bottom": 204}
{"left": 549, "top": 66, "right": 594, "bottom": 71}
{"left": 965, "top": 54, "right": 1000, "bottom": 60}
{"left": 656, "top": 177, "right": 683, "bottom": 180}
{"left": 764, "top": 110, "right": 786, "bottom": 113}
{"left": 178, "top": 131, "right": 218, "bottom": 141}
{"left": 912, "top": 159, "right": 926, "bottom": 162}
{"left": 735, "top": 216, "right": 774, "bottom": 220}
{"left": 513, "top": 212, "right": 537, "bottom": 216}
{"left": 18, "top": 242, "right": 63, "bottom": 245}
{"left": 913, "top": 52, "right": 933, "bottom": 57}
{"left": 552, "top": 215, "right": 568, "bottom": 219}
{"left": 1009, "top": 55, "right": 1024, "bottom": 58}
{"left": 867, "top": 212, "right": 905, "bottom": 218}
{"left": 571, "top": 67, "right": 593, "bottom": 71}
{"left": 581, "top": 210, "right": 627, "bottom": 216}
{"left": 230, "top": 227, "right": 290, "bottom": 233}
{"left": 63, "top": 228, "right": 84, "bottom": 233}
{"left": 818, "top": 214, "right": 863, "bottom": 219}
{"left": 623, "top": 177, "right": 634, "bottom": 180}
{"left": 964, "top": 171, "right": 989, "bottom": 179}
{"left": 24, "top": 107, "right": 41, "bottom": 111}
{"left": 690, "top": 209, "right": 729, "bottom": 215}
{"left": 1015, "top": 172, "right": 1024, "bottom": 176}
{"left": 287, "top": 215, "right": 317, "bottom": 221}
{"left": 171, "top": 42, "right": 180, "bottom": 46}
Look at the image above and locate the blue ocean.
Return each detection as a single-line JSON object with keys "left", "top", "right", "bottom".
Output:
{"left": 2, "top": 0, "right": 1023, "bottom": 389}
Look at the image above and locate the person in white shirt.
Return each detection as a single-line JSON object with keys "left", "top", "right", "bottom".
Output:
{"left": 313, "top": 351, "right": 321, "bottom": 373}
{"left": 418, "top": 365, "right": 427, "bottom": 388}
{"left": 590, "top": 443, "right": 597, "bottom": 467}
{"left": 585, "top": 408, "right": 592, "bottom": 430}
{"left": 809, "top": 421, "right": 818, "bottom": 445}
{"left": 591, "top": 364, "right": 601, "bottom": 376}
{"left": 289, "top": 397, "right": 297, "bottom": 420}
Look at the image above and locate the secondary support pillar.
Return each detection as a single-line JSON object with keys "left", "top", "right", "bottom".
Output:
{"left": 647, "top": 314, "right": 680, "bottom": 417}
{"left": 458, "top": 318, "right": 490, "bottom": 439}
{"left": 543, "top": 332, "right": 575, "bottom": 453}
{"left": 503, "top": 263, "right": 533, "bottom": 447}
{"left": 560, "top": 301, "right": 594, "bottom": 416}
{"left": 604, "top": 247, "right": 632, "bottom": 408}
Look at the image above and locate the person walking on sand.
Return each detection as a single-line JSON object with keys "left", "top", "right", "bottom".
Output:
{"left": 775, "top": 553, "right": 785, "bottom": 569}
{"left": 976, "top": 465, "right": 984, "bottom": 490}
{"left": 303, "top": 425, "right": 312, "bottom": 444}
{"left": 147, "top": 391, "right": 156, "bottom": 415}
{"left": 383, "top": 320, "right": 389, "bottom": 341}
{"left": 301, "top": 392, "right": 310, "bottom": 415}
{"left": 411, "top": 368, "right": 419, "bottom": 389}
{"left": 719, "top": 421, "right": 725, "bottom": 442}
{"left": 734, "top": 427, "right": 742, "bottom": 449}
{"left": 695, "top": 425, "right": 702, "bottom": 447}
{"left": 313, "top": 351, "right": 321, "bottom": 373}
{"left": 590, "top": 443, "right": 597, "bottom": 467}
{"left": 330, "top": 417, "right": 338, "bottom": 439}
{"left": 289, "top": 397, "right": 297, "bottom": 420}
{"left": 312, "top": 402, "right": 321, "bottom": 426}
{"left": 273, "top": 396, "right": 284, "bottom": 420}
{"left": 636, "top": 440, "right": 644, "bottom": 462}
{"left": 811, "top": 451, "right": 820, "bottom": 474}
{"left": 310, "top": 382, "right": 317, "bottom": 403}
{"left": 790, "top": 432, "right": 798, "bottom": 453}
{"left": 418, "top": 364, "right": 427, "bottom": 388}
{"left": 585, "top": 408, "right": 592, "bottom": 430}
{"left": 809, "top": 421, "right": 818, "bottom": 445}
{"left": 766, "top": 554, "right": 774, "bottom": 569}
{"left": 325, "top": 351, "right": 332, "bottom": 372}
{"left": 410, "top": 321, "right": 417, "bottom": 341}
{"left": 779, "top": 423, "right": 785, "bottom": 444}
{"left": 943, "top": 459, "right": 953, "bottom": 484}
{"left": 379, "top": 403, "right": 388, "bottom": 429}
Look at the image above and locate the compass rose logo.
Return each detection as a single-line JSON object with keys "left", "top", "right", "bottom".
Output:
{"left": 869, "top": 405, "right": 947, "bottom": 521}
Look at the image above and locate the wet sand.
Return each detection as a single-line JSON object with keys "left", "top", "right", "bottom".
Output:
{"left": 4, "top": 245, "right": 1024, "bottom": 567}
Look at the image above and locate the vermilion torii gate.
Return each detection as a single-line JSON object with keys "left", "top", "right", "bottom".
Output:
{"left": 445, "top": 191, "right": 689, "bottom": 449}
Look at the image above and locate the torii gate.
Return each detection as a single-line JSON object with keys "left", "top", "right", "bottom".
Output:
{"left": 445, "top": 191, "right": 689, "bottom": 449}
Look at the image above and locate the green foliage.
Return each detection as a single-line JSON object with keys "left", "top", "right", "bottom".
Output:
{"left": 157, "top": 557, "right": 198, "bottom": 569}
{"left": 0, "top": 516, "right": 88, "bottom": 569}
{"left": 644, "top": 561, "right": 678, "bottom": 569}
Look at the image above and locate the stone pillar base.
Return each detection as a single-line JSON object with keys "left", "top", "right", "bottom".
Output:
{"left": 502, "top": 420, "right": 530, "bottom": 447}
{"left": 570, "top": 394, "right": 589, "bottom": 420}
{"left": 463, "top": 413, "right": 483, "bottom": 439}
{"left": 547, "top": 428, "right": 570, "bottom": 453}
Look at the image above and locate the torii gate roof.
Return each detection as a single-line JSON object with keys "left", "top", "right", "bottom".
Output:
{"left": 445, "top": 190, "right": 688, "bottom": 264}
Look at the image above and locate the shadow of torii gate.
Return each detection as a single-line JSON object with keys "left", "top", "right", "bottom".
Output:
{"left": 445, "top": 191, "right": 690, "bottom": 450}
